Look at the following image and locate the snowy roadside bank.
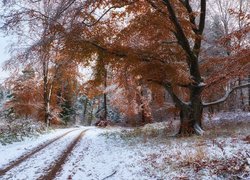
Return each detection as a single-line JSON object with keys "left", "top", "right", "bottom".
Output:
{"left": 55, "top": 124, "right": 250, "bottom": 180}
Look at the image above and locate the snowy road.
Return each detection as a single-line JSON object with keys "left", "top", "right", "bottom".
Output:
{"left": 0, "top": 127, "right": 142, "bottom": 180}
{"left": 0, "top": 124, "right": 249, "bottom": 180}
{"left": 0, "top": 128, "right": 88, "bottom": 180}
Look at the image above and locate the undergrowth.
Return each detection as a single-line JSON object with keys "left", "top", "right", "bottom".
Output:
{"left": 0, "top": 118, "right": 46, "bottom": 145}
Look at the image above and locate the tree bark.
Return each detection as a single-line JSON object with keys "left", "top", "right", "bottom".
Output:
{"left": 43, "top": 60, "right": 50, "bottom": 128}
{"left": 238, "top": 78, "right": 245, "bottom": 109}
{"left": 103, "top": 67, "right": 108, "bottom": 120}
{"left": 177, "top": 92, "right": 204, "bottom": 136}
{"left": 159, "top": 82, "right": 204, "bottom": 136}
{"left": 249, "top": 75, "right": 250, "bottom": 108}
{"left": 175, "top": 104, "right": 204, "bottom": 136}
{"left": 82, "top": 98, "right": 88, "bottom": 124}
{"left": 88, "top": 105, "right": 94, "bottom": 126}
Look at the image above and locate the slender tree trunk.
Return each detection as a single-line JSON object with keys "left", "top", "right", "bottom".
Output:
{"left": 103, "top": 93, "right": 107, "bottom": 120}
{"left": 103, "top": 68, "right": 108, "bottom": 120}
{"left": 139, "top": 87, "right": 146, "bottom": 124}
{"left": 141, "top": 107, "right": 146, "bottom": 124}
{"left": 141, "top": 92, "right": 153, "bottom": 124}
{"left": 82, "top": 98, "right": 88, "bottom": 124}
{"left": 239, "top": 78, "right": 245, "bottom": 109}
{"left": 249, "top": 75, "right": 250, "bottom": 108}
{"left": 45, "top": 102, "right": 51, "bottom": 127}
{"left": 43, "top": 59, "right": 54, "bottom": 128}
{"left": 88, "top": 105, "right": 94, "bottom": 126}
{"left": 43, "top": 61, "right": 50, "bottom": 128}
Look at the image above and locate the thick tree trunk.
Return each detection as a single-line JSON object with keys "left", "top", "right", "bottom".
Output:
{"left": 178, "top": 107, "right": 193, "bottom": 135}
{"left": 178, "top": 86, "right": 204, "bottom": 136}
{"left": 178, "top": 105, "right": 204, "bottom": 136}
{"left": 161, "top": 83, "right": 204, "bottom": 136}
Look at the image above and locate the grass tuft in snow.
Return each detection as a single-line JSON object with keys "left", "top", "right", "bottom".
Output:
{"left": 101, "top": 121, "right": 178, "bottom": 144}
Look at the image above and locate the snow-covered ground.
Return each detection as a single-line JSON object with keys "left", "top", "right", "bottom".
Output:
{"left": 56, "top": 125, "right": 250, "bottom": 180}
{"left": 0, "top": 128, "right": 80, "bottom": 168}
{"left": 0, "top": 113, "right": 250, "bottom": 180}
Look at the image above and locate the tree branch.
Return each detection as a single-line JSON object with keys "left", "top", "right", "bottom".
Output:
{"left": 203, "top": 83, "right": 250, "bottom": 107}
{"left": 82, "top": 3, "right": 132, "bottom": 27}
{"left": 53, "top": 0, "right": 77, "bottom": 21}
{"left": 179, "top": 0, "right": 198, "bottom": 34}
{"left": 148, "top": 79, "right": 189, "bottom": 108}
{"left": 162, "top": 0, "right": 194, "bottom": 63}
{"left": 198, "top": 0, "right": 206, "bottom": 33}
{"left": 193, "top": 0, "right": 206, "bottom": 57}
{"left": 83, "top": 40, "right": 128, "bottom": 58}
{"left": 146, "top": 0, "right": 168, "bottom": 16}
{"left": 161, "top": 40, "right": 178, "bottom": 45}
{"left": 85, "top": 40, "right": 169, "bottom": 63}
{"left": 162, "top": 0, "right": 202, "bottom": 82}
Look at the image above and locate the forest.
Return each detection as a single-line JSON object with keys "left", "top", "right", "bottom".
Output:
{"left": 0, "top": 0, "right": 250, "bottom": 179}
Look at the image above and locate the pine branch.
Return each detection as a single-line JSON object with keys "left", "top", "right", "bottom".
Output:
{"left": 203, "top": 83, "right": 250, "bottom": 107}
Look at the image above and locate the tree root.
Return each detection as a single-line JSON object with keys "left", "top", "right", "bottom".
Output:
{"left": 177, "top": 123, "right": 205, "bottom": 137}
{"left": 194, "top": 123, "right": 204, "bottom": 136}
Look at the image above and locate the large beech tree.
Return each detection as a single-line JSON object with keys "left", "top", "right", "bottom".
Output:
{"left": 75, "top": 0, "right": 249, "bottom": 135}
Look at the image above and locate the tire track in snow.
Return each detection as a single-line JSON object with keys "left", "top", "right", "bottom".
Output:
{"left": 0, "top": 129, "right": 77, "bottom": 177}
{"left": 0, "top": 129, "right": 83, "bottom": 180}
{"left": 38, "top": 130, "right": 87, "bottom": 180}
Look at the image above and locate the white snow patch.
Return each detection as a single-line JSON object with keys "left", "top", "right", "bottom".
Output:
{"left": 0, "top": 128, "right": 80, "bottom": 168}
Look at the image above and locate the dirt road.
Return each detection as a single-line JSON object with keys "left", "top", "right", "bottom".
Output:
{"left": 0, "top": 129, "right": 87, "bottom": 180}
